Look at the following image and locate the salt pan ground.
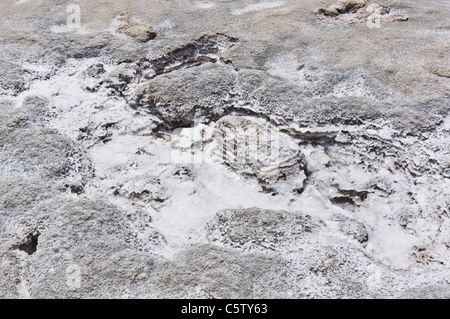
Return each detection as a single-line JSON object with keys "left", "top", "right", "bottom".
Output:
{"left": 0, "top": 0, "right": 449, "bottom": 298}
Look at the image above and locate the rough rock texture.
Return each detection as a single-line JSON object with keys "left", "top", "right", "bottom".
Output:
{"left": 206, "top": 208, "right": 320, "bottom": 251}
{"left": 315, "top": 0, "right": 408, "bottom": 26}
{"left": 116, "top": 23, "right": 157, "bottom": 42}
{"left": 0, "top": 60, "right": 32, "bottom": 96}
{"left": 1, "top": 0, "right": 449, "bottom": 299}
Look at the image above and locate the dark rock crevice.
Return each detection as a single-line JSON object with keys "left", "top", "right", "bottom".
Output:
{"left": 12, "top": 230, "right": 40, "bottom": 255}
{"left": 135, "top": 33, "right": 239, "bottom": 82}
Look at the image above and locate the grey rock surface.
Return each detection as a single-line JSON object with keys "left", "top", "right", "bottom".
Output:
{"left": 0, "top": 0, "right": 449, "bottom": 298}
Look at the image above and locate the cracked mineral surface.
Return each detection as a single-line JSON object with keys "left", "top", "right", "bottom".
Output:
{"left": 0, "top": 0, "right": 449, "bottom": 299}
